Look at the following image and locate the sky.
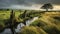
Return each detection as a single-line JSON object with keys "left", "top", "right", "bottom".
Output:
{"left": 0, "top": 0, "right": 60, "bottom": 10}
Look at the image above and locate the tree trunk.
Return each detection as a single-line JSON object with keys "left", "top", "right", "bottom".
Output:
{"left": 10, "top": 26, "right": 15, "bottom": 34}
{"left": 23, "top": 10, "right": 27, "bottom": 25}
{"left": 10, "top": 10, "right": 15, "bottom": 34}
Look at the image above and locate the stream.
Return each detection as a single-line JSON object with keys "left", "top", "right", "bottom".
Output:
{"left": 0, "top": 17, "right": 38, "bottom": 34}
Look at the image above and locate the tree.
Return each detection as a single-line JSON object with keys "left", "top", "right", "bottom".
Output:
{"left": 41, "top": 3, "right": 53, "bottom": 11}
{"left": 9, "top": 10, "right": 15, "bottom": 34}
{"left": 5, "top": 10, "right": 15, "bottom": 34}
{"left": 5, "top": 10, "right": 21, "bottom": 34}
{"left": 19, "top": 10, "right": 27, "bottom": 25}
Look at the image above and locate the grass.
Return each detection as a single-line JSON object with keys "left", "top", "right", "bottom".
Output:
{"left": 30, "top": 11, "right": 60, "bottom": 34}
{"left": 0, "top": 10, "right": 60, "bottom": 34}
{"left": 18, "top": 26, "right": 47, "bottom": 34}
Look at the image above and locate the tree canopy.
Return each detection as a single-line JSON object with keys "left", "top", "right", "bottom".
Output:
{"left": 41, "top": 3, "right": 53, "bottom": 11}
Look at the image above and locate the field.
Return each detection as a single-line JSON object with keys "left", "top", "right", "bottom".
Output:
{"left": 0, "top": 10, "right": 60, "bottom": 34}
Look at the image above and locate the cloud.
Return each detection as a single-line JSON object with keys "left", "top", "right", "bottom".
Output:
{"left": 24, "top": 0, "right": 60, "bottom": 5}
{"left": 0, "top": 0, "right": 60, "bottom": 9}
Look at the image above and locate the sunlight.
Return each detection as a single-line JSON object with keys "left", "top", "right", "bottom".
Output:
{"left": 53, "top": 5, "right": 60, "bottom": 10}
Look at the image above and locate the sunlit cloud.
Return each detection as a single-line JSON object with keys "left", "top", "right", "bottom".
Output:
{"left": 53, "top": 5, "right": 60, "bottom": 10}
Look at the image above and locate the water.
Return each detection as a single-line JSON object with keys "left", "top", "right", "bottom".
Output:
{"left": 0, "top": 23, "right": 25, "bottom": 34}
{"left": 0, "top": 28, "right": 12, "bottom": 34}
{"left": 15, "top": 23, "right": 25, "bottom": 32}
{"left": 26, "top": 17, "right": 38, "bottom": 26}
{"left": 0, "top": 17, "right": 38, "bottom": 34}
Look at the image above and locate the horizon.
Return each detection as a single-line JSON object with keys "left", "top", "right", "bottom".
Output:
{"left": 0, "top": 0, "right": 60, "bottom": 10}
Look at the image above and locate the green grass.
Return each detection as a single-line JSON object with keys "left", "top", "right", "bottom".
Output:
{"left": 0, "top": 11, "right": 10, "bottom": 28}
{"left": 19, "top": 26, "right": 47, "bottom": 34}
{"left": 0, "top": 10, "right": 60, "bottom": 34}
{"left": 30, "top": 11, "right": 60, "bottom": 34}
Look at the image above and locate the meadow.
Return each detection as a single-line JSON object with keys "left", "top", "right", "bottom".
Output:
{"left": 0, "top": 10, "right": 60, "bottom": 34}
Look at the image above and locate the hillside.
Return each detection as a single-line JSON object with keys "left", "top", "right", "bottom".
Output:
{"left": 0, "top": 10, "right": 60, "bottom": 34}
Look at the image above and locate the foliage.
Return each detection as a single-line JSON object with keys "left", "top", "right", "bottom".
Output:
{"left": 41, "top": 3, "right": 53, "bottom": 11}
{"left": 19, "top": 10, "right": 42, "bottom": 21}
